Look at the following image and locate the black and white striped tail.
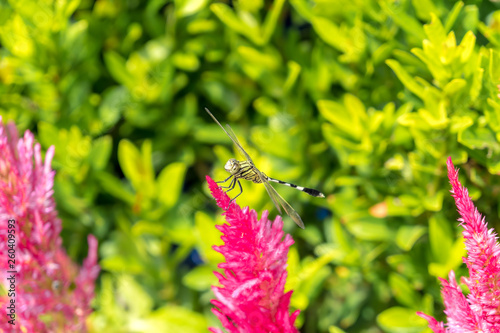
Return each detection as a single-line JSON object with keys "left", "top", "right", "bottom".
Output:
{"left": 268, "top": 177, "right": 325, "bottom": 198}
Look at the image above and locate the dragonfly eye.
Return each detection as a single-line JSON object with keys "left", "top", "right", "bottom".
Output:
{"left": 224, "top": 159, "right": 239, "bottom": 173}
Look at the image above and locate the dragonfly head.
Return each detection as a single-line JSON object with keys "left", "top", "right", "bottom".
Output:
{"left": 224, "top": 158, "right": 240, "bottom": 175}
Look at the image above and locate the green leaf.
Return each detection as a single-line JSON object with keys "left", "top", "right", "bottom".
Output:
{"left": 450, "top": 115, "right": 474, "bottom": 133}
{"left": 98, "top": 87, "right": 129, "bottom": 129}
{"left": 487, "top": 155, "right": 500, "bottom": 174}
{"left": 118, "top": 140, "right": 155, "bottom": 196}
{"left": 175, "top": 0, "right": 209, "bottom": 17}
{"left": 289, "top": 0, "right": 313, "bottom": 21}
{"left": 328, "top": 326, "right": 347, "bottom": 333}
{"left": 412, "top": 0, "right": 440, "bottom": 21}
{"left": 187, "top": 18, "right": 217, "bottom": 34}
{"left": 429, "top": 236, "right": 466, "bottom": 277}
{"left": 0, "top": 2, "right": 13, "bottom": 26}
{"left": 346, "top": 217, "right": 395, "bottom": 241}
{"left": 458, "top": 126, "right": 499, "bottom": 150}
{"left": 424, "top": 13, "right": 447, "bottom": 45}
{"left": 344, "top": 94, "right": 368, "bottom": 123}
{"left": 210, "top": 3, "right": 261, "bottom": 44}
{"left": 253, "top": 96, "right": 279, "bottom": 116}
{"left": 380, "top": 1, "right": 425, "bottom": 40}
{"left": 90, "top": 135, "right": 112, "bottom": 170}
{"left": 396, "top": 225, "right": 426, "bottom": 251}
{"left": 389, "top": 273, "right": 419, "bottom": 309}
{"left": 429, "top": 214, "right": 452, "bottom": 264}
{"left": 194, "top": 212, "right": 224, "bottom": 263}
{"left": 63, "top": 20, "right": 88, "bottom": 60}
{"left": 157, "top": 162, "right": 187, "bottom": 210}
{"left": 95, "top": 171, "right": 135, "bottom": 204}
{"left": 237, "top": 46, "right": 280, "bottom": 70}
{"left": 172, "top": 52, "right": 200, "bottom": 71}
{"left": 262, "top": 0, "right": 285, "bottom": 44}
{"left": 104, "top": 51, "right": 135, "bottom": 88}
{"left": 463, "top": 5, "right": 479, "bottom": 31}
{"left": 118, "top": 140, "right": 142, "bottom": 187}
{"left": 100, "top": 255, "right": 144, "bottom": 274}
{"left": 397, "top": 113, "right": 430, "bottom": 130}
{"left": 283, "top": 60, "right": 301, "bottom": 93}
{"left": 386, "top": 60, "right": 425, "bottom": 99}
{"left": 373, "top": 43, "right": 395, "bottom": 65}
{"left": 37, "top": 121, "right": 60, "bottom": 148}
{"left": 131, "top": 220, "right": 166, "bottom": 236}
{"left": 443, "top": 78, "right": 466, "bottom": 96}
{"left": 411, "top": 47, "right": 450, "bottom": 84}
{"left": 489, "top": 48, "right": 500, "bottom": 85}
{"left": 385, "top": 195, "right": 421, "bottom": 216}
{"left": 449, "top": 236, "right": 467, "bottom": 269}
{"left": 318, "top": 98, "right": 363, "bottom": 141}
{"left": 115, "top": 275, "right": 153, "bottom": 315}
{"left": 377, "top": 307, "right": 428, "bottom": 332}
{"left": 311, "top": 17, "right": 343, "bottom": 52}
{"left": 444, "top": 1, "right": 464, "bottom": 32}
{"left": 288, "top": 249, "right": 337, "bottom": 291}
{"left": 182, "top": 265, "right": 217, "bottom": 291}
{"left": 422, "top": 190, "right": 445, "bottom": 212}
{"left": 239, "top": 0, "right": 264, "bottom": 12}
{"left": 417, "top": 103, "right": 448, "bottom": 129}
{"left": 153, "top": 305, "right": 207, "bottom": 333}
{"left": 331, "top": 218, "right": 357, "bottom": 262}
{"left": 140, "top": 140, "right": 155, "bottom": 188}
{"left": 470, "top": 54, "right": 483, "bottom": 102}
{"left": 459, "top": 31, "right": 475, "bottom": 63}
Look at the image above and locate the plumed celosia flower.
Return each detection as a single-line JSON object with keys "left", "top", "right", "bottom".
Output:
{"left": 206, "top": 175, "right": 300, "bottom": 333}
{"left": 0, "top": 118, "right": 100, "bottom": 333}
{"left": 417, "top": 157, "right": 500, "bottom": 332}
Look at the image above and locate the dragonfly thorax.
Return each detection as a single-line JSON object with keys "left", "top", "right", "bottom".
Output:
{"left": 225, "top": 159, "right": 266, "bottom": 183}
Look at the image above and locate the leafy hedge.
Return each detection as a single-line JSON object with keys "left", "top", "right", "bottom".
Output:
{"left": 2, "top": 0, "right": 500, "bottom": 332}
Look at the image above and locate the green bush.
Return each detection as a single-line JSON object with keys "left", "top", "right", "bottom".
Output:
{"left": 2, "top": 0, "right": 500, "bottom": 331}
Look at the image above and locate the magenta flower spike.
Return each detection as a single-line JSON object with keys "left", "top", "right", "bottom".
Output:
{"left": 0, "top": 118, "right": 100, "bottom": 333}
{"left": 206, "top": 175, "right": 300, "bottom": 333}
{"left": 417, "top": 157, "right": 500, "bottom": 332}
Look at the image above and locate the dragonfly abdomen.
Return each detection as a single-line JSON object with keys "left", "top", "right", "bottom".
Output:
{"left": 268, "top": 177, "right": 325, "bottom": 198}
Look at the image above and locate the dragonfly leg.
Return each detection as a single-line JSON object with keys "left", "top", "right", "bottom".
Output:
{"left": 229, "top": 180, "right": 243, "bottom": 202}
{"left": 222, "top": 177, "right": 237, "bottom": 191}
{"left": 216, "top": 174, "right": 233, "bottom": 185}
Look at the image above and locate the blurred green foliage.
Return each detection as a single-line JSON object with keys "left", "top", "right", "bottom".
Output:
{"left": 3, "top": 0, "right": 500, "bottom": 332}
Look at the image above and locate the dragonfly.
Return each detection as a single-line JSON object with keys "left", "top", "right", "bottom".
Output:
{"left": 205, "top": 107, "right": 325, "bottom": 229}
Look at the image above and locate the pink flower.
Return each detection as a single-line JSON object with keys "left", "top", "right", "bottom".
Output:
{"left": 0, "top": 118, "right": 100, "bottom": 333}
{"left": 206, "top": 175, "right": 300, "bottom": 333}
{"left": 417, "top": 157, "right": 500, "bottom": 332}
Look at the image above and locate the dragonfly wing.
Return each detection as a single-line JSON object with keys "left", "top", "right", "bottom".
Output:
{"left": 261, "top": 178, "right": 283, "bottom": 214}
{"left": 281, "top": 198, "right": 306, "bottom": 229}
{"left": 269, "top": 184, "right": 305, "bottom": 229}
{"left": 258, "top": 171, "right": 305, "bottom": 228}
{"left": 224, "top": 123, "right": 254, "bottom": 163}
{"left": 204, "top": 108, "right": 254, "bottom": 163}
